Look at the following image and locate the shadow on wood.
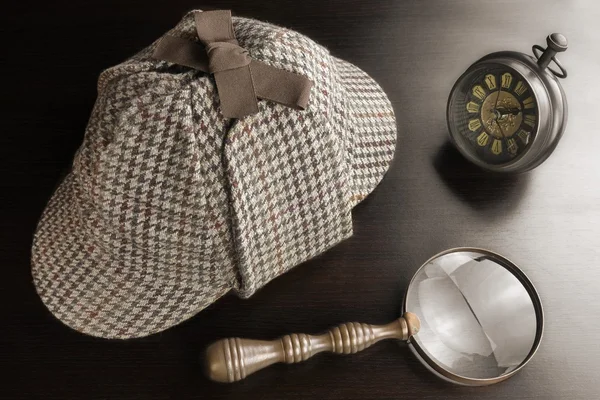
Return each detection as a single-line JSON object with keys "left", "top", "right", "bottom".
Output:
{"left": 433, "top": 141, "right": 531, "bottom": 216}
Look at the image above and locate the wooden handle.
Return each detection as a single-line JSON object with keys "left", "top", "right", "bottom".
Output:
{"left": 204, "top": 312, "right": 420, "bottom": 383}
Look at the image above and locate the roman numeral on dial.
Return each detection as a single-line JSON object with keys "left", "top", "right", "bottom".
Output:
{"left": 485, "top": 74, "right": 497, "bottom": 90}
{"left": 477, "top": 132, "right": 490, "bottom": 146}
{"left": 491, "top": 139, "right": 503, "bottom": 155}
{"left": 472, "top": 85, "right": 487, "bottom": 100}
{"left": 517, "top": 129, "right": 530, "bottom": 145}
{"left": 466, "top": 101, "right": 480, "bottom": 113}
{"left": 468, "top": 119, "right": 482, "bottom": 131}
{"left": 524, "top": 114, "right": 536, "bottom": 127}
{"left": 507, "top": 138, "right": 518, "bottom": 155}
{"left": 523, "top": 96, "right": 536, "bottom": 109}
{"left": 514, "top": 81, "right": 527, "bottom": 96}
{"left": 501, "top": 72, "right": 513, "bottom": 89}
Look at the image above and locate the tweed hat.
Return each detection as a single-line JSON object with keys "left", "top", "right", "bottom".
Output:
{"left": 31, "top": 10, "right": 397, "bottom": 339}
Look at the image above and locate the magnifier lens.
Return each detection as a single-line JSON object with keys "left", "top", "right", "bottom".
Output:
{"left": 405, "top": 250, "right": 540, "bottom": 381}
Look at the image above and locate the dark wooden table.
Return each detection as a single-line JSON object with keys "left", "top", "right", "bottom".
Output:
{"left": 3, "top": 0, "right": 599, "bottom": 398}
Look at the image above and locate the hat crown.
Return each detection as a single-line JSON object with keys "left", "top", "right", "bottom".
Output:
{"left": 76, "top": 13, "right": 345, "bottom": 260}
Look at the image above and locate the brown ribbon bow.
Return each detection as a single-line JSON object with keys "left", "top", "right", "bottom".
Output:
{"left": 152, "top": 10, "right": 313, "bottom": 119}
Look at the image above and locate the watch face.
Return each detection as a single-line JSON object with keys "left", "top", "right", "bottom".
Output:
{"left": 448, "top": 64, "right": 538, "bottom": 165}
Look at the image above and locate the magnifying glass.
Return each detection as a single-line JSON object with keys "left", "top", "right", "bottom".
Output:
{"left": 204, "top": 248, "right": 543, "bottom": 385}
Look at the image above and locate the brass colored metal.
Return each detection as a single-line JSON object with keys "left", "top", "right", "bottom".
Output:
{"left": 204, "top": 312, "right": 421, "bottom": 383}
{"left": 480, "top": 90, "right": 522, "bottom": 138}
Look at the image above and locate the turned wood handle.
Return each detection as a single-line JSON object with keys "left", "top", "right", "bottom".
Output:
{"left": 204, "top": 312, "right": 420, "bottom": 383}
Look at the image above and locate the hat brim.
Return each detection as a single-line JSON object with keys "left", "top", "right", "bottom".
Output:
{"left": 335, "top": 58, "right": 397, "bottom": 207}
{"left": 31, "top": 173, "right": 235, "bottom": 339}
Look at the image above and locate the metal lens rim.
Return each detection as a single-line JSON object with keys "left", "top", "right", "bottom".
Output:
{"left": 402, "top": 247, "right": 544, "bottom": 386}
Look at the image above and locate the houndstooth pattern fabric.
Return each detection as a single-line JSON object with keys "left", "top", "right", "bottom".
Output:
{"left": 31, "top": 11, "right": 397, "bottom": 339}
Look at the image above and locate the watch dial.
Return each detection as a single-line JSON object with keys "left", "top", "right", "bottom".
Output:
{"left": 449, "top": 65, "right": 538, "bottom": 165}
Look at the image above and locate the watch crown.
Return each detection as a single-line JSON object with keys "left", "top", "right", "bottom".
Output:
{"left": 533, "top": 33, "right": 568, "bottom": 78}
{"left": 547, "top": 33, "right": 568, "bottom": 52}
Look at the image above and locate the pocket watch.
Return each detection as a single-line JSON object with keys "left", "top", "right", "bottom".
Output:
{"left": 447, "top": 34, "right": 568, "bottom": 173}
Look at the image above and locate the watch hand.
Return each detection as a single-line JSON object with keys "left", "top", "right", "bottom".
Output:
{"left": 492, "top": 86, "right": 503, "bottom": 138}
{"left": 497, "top": 107, "right": 521, "bottom": 116}
{"left": 495, "top": 119, "right": 507, "bottom": 138}
{"left": 493, "top": 85, "right": 502, "bottom": 112}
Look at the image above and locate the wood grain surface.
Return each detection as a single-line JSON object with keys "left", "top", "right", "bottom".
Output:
{"left": 2, "top": 0, "right": 599, "bottom": 398}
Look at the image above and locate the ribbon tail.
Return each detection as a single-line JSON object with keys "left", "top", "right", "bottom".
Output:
{"left": 251, "top": 61, "right": 313, "bottom": 110}
{"left": 214, "top": 66, "right": 259, "bottom": 119}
